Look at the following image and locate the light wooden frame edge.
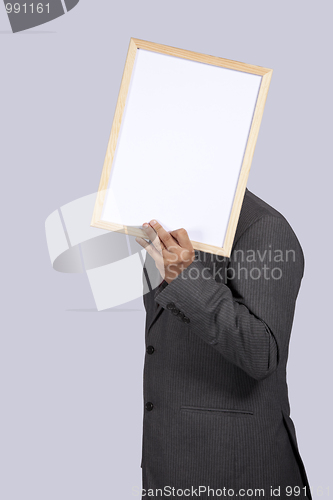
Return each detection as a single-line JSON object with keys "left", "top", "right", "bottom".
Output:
{"left": 90, "top": 37, "right": 273, "bottom": 257}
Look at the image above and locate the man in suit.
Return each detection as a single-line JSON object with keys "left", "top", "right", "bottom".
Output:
{"left": 135, "top": 188, "right": 312, "bottom": 499}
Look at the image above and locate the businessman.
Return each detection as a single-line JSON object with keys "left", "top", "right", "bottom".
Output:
{"left": 136, "top": 188, "right": 312, "bottom": 499}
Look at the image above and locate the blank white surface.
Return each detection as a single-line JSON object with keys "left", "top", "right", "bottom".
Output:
{"left": 102, "top": 49, "right": 262, "bottom": 248}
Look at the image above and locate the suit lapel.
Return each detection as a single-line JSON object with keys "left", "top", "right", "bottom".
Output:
{"left": 146, "top": 279, "right": 168, "bottom": 333}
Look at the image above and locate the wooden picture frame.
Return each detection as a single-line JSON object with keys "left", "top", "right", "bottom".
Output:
{"left": 91, "top": 38, "right": 273, "bottom": 257}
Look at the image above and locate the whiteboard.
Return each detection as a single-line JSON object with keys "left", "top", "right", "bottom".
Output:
{"left": 91, "top": 39, "right": 273, "bottom": 256}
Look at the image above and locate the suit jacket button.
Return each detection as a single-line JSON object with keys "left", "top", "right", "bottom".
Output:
{"left": 183, "top": 316, "right": 190, "bottom": 324}
{"left": 177, "top": 312, "right": 185, "bottom": 320}
{"left": 172, "top": 307, "right": 180, "bottom": 315}
{"left": 146, "top": 345, "right": 155, "bottom": 355}
{"left": 166, "top": 302, "right": 176, "bottom": 310}
{"left": 145, "top": 402, "right": 154, "bottom": 411}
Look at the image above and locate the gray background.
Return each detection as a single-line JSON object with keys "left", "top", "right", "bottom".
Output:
{"left": 1, "top": 1, "right": 332, "bottom": 498}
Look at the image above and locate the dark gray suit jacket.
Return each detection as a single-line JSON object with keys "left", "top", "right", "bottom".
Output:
{"left": 141, "top": 189, "right": 311, "bottom": 499}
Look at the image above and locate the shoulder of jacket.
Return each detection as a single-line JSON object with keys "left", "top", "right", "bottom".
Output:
{"left": 232, "top": 189, "right": 305, "bottom": 268}
{"left": 233, "top": 189, "right": 281, "bottom": 242}
{"left": 234, "top": 189, "right": 303, "bottom": 244}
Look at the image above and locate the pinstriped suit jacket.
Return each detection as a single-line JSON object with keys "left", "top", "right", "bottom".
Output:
{"left": 141, "top": 188, "right": 311, "bottom": 499}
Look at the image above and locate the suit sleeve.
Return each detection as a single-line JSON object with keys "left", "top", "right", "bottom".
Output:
{"left": 154, "top": 215, "right": 305, "bottom": 381}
